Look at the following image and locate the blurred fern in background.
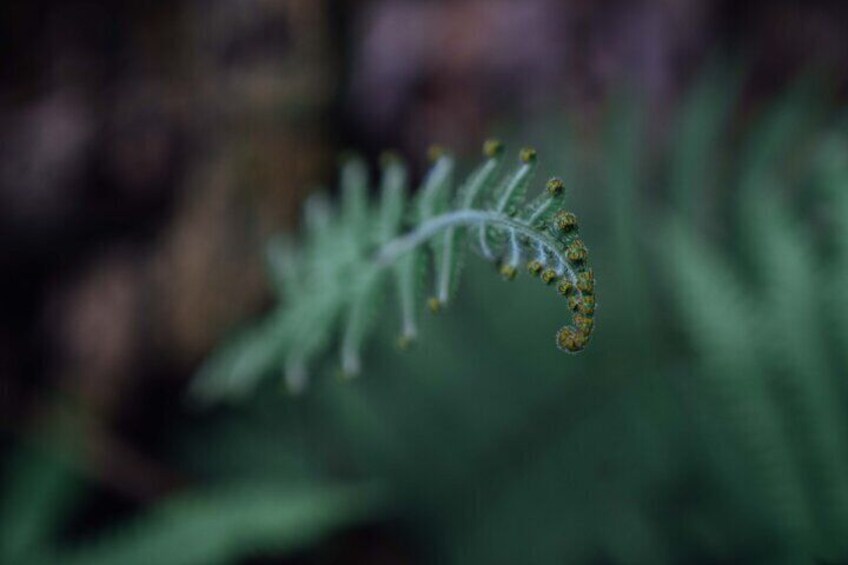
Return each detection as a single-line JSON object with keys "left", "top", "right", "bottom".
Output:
{"left": 3, "top": 68, "right": 848, "bottom": 564}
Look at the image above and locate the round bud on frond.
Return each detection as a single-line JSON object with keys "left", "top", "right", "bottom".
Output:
{"left": 574, "top": 314, "right": 594, "bottom": 334}
{"left": 567, "top": 294, "right": 581, "bottom": 312}
{"left": 567, "top": 240, "right": 588, "bottom": 264}
{"left": 554, "top": 211, "right": 578, "bottom": 232}
{"left": 578, "top": 294, "right": 596, "bottom": 315}
{"left": 546, "top": 177, "right": 565, "bottom": 196}
{"left": 527, "top": 260, "right": 543, "bottom": 276}
{"left": 558, "top": 280, "right": 576, "bottom": 296}
{"left": 519, "top": 147, "right": 537, "bottom": 164}
{"left": 500, "top": 263, "right": 517, "bottom": 280}
{"left": 541, "top": 268, "right": 558, "bottom": 284}
{"left": 483, "top": 139, "right": 505, "bottom": 158}
{"left": 397, "top": 335, "right": 415, "bottom": 350}
{"left": 576, "top": 270, "right": 594, "bottom": 294}
{"left": 557, "top": 326, "right": 589, "bottom": 353}
{"left": 427, "top": 297, "right": 442, "bottom": 313}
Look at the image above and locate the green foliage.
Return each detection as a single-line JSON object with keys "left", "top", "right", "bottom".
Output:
{"left": 0, "top": 443, "right": 382, "bottom": 565}
{"left": 49, "top": 484, "right": 381, "bottom": 565}
{"left": 192, "top": 141, "right": 596, "bottom": 399}
{"left": 4, "top": 70, "right": 848, "bottom": 565}
{"left": 0, "top": 442, "right": 81, "bottom": 562}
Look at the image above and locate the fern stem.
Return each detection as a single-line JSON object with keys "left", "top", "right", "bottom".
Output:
{"left": 436, "top": 228, "right": 457, "bottom": 302}
{"left": 374, "top": 210, "right": 577, "bottom": 284}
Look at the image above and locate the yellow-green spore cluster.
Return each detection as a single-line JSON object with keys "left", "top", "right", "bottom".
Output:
{"left": 505, "top": 171, "right": 596, "bottom": 353}
{"left": 544, "top": 209, "right": 596, "bottom": 352}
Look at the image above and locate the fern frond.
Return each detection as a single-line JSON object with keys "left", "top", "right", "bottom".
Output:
{"left": 661, "top": 220, "right": 814, "bottom": 544}
{"left": 50, "top": 483, "right": 382, "bottom": 565}
{"left": 193, "top": 140, "right": 596, "bottom": 399}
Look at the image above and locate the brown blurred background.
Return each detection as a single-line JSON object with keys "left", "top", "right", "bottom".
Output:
{"left": 2, "top": 0, "right": 848, "bottom": 518}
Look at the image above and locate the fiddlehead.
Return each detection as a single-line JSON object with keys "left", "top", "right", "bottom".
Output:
{"left": 192, "top": 140, "right": 596, "bottom": 399}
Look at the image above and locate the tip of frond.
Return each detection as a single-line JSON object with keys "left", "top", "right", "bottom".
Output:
{"left": 519, "top": 147, "right": 537, "bottom": 164}
{"left": 541, "top": 268, "right": 558, "bottom": 285}
{"left": 527, "top": 260, "right": 544, "bottom": 276}
{"left": 558, "top": 280, "right": 576, "bottom": 297}
{"left": 556, "top": 326, "right": 590, "bottom": 353}
{"left": 427, "top": 297, "right": 443, "bottom": 314}
{"left": 483, "top": 138, "right": 505, "bottom": 159}
{"left": 561, "top": 274, "right": 596, "bottom": 350}
{"left": 428, "top": 145, "right": 448, "bottom": 162}
{"left": 546, "top": 177, "right": 565, "bottom": 196}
